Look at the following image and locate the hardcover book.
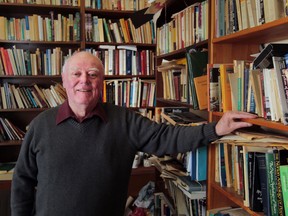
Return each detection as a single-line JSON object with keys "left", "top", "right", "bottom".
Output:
{"left": 186, "top": 50, "right": 208, "bottom": 109}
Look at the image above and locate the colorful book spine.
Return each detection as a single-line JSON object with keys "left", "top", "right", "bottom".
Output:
{"left": 280, "top": 165, "right": 288, "bottom": 215}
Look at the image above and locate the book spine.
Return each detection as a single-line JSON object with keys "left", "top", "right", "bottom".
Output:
{"left": 256, "top": 153, "right": 270, "bottom": 215}
{"left": 266, "top": 152, "right": 279, "bottom": 216}
{"left": 280, "top": 165, "right": 288, "bottom": 215}
{"left": 273, "top": 149, "right": 285, "bottom": 216}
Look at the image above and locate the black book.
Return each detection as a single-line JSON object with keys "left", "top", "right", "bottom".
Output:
{"left": 250, "top": 152, "right": 263, "bottom": 212}
{"left": 255, "top": 152, "right": 270, "bottom": 216}
{"left": 253, "top": 43, "right": 288, "bottom": 69}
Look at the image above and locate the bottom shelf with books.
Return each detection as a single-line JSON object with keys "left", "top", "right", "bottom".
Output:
{"left": 207, "top": 128, "right": 288, "bottom": 216}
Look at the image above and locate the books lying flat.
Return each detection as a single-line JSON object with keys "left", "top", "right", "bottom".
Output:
{"left": 175, "top": 175, "right": 206, "bottom": 193}
{"left": 161, "top": 111, "right": 207, "bottom": 126}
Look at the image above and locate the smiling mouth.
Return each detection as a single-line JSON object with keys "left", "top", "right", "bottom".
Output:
{"left": 77, "top": 89, "right": 92, "bottom": 92}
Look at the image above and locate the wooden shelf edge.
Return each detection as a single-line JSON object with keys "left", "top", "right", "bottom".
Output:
{"left": 156, "top": 40, "right": 208, "bottom": 60}
{"left": 85, "top": 42, "right": 156, "bottom": 47}
{"left": 210, "top": 112, "right": 288, "bottom": 132}
{"left": 0, "top": 40, "right": 81, "bottom": 45}
{"left": 0, "top": 140, "right": 22, "bottom": 146}
{"left": 156, "top": 98, "right": 194, "bottom": 108}
{"left": 210, "top": 182, "right": 264, "bottom": 216}
{"left": 104, "top": 75, "right": 155, "bottom": 79}
{"left": 0, "top": 75, "right": 62, "bottom": 79}
{"left": 84, "top": 8, "right": 135, "bottom": 14}
{"left": 0, "top": 2, "right": 80, "bottom": 9}
{"left": 212, "top": 17, "right": 288, "bottom": 44}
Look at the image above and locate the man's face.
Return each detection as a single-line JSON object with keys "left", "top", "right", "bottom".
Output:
{"left": 62, "top": 53, "right": 104, "bottom": 109}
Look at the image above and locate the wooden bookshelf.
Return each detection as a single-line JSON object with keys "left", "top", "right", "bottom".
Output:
{"left": 0, "top": 0, "right": 157, "bottom": 208}
{"left": 207, "top": 1, "right": 288, "bottom": 215}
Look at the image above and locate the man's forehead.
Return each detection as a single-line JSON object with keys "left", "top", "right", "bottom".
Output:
{"left": 69, "top": 66, "right": 99, "bottom": 72}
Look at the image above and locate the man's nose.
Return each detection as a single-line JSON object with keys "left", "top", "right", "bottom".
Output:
{"left": 79, "top": 73, "right": 90, "bottom": 83}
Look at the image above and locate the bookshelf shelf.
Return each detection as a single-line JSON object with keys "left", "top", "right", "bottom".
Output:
{"left": 84, "top": 8, "right": 134, "bottom": 18}
{"left": 156, "top": 40, "right": 209, "bottom": 61}
{"left": 104, "top": 75, "right": 155, "bottom": 79}
{"left": 212, "top": 17, "right": 288, "bottom": 44}
{"left": 210, "top": 182, "right": 264, "bottom": 216}
{"left": 0, "top": 75, "right": 62, "bottom": 79}
{"left": 85, "top": 42, "right": 156, "bottom": 47}
{"left": 0, "top": 3, "right": 80, "bottom": 13}
{"left": 0, "top": 140, "right": 22, "bottom": 147}
{"left": 0, "top": 41, "right": 81, "bottom": 46}
{"left": 211, "top": 112, "right": 288, "bottom": 132}
{"left": 156, "top": 98, "right": 194, "bottom": 108}
{"left": 208, "top": 1, "right": 288, "bottom": 215}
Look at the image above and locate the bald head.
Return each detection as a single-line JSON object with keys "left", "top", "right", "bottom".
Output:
{"left": 62, "top": 51, "right": 104, "bottom": 76}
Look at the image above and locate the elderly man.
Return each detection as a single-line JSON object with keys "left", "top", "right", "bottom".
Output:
{"left": 11, "top": 51, "right": 256, "bottom": 216}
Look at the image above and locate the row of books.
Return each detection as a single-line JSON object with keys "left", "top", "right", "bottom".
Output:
{"left": 158, "top": 50, "right": 208, "bottom": 110}
{"left": 102, "top": 78, "right": 155, "bottom": 108}
{"left": 0, "top": 47, "right": 73, "bottom": 76}
{"left": 208, "top": 44, "right": 288, "bottom": 119}
{"left": 0, "top": 12, "right": 81, "bottom": 41}
{"left": 88, "top": 46, "right": 155, "bottom": 76}
{"left": 0, "top": 82, "right": 66, "bottom": 110}
{"left": 0, "top": 117, "right": 25, "bottom": 141}
{"left": 136, "top": 108, "right": 155, "bottom": 121}
{"left": 84, "top": 0, "right": 150, "bottom": 11}
{"left": 156, "top": 1, "right": 208, "bottom": 55}
{"left": 215, "top": 0, "right": 287, "bottom": 37}
{"left": 0, "top": 0, "right": 80, "bottom": 6}
{"left": 85, "top": 15, "right": 155, "bottom": 44}
{"left": 158, "top": 59, "right": 187, "bottom": 103}
{"left": 213, "top": 130, "right": 288, "bottom": 215}
{"left": 208, "top": 47, "right": 288, "bottom": 125}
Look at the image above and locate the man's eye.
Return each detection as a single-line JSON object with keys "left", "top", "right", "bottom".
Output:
{"left": 72, "top": 72, "right": 81, "bottom": 77}
{"left": 88, "top": 73, "right": 98, "bottom": 78}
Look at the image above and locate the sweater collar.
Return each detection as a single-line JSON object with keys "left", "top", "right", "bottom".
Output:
{"left": 56, "top": 100, "right": 107, "bottom": 124}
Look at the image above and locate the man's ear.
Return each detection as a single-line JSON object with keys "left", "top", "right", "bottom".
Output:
{"left": 61, "top": 74, "right": 66, "bottom": 89}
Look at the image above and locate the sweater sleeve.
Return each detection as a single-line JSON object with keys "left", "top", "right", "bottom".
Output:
{"left": 11, "top": 122, "right": 38, "bottom": 216}
{"left": 126, "top": 110, "right": 219, "bottom": 156}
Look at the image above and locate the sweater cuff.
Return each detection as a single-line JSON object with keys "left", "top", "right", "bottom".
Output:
{"left": 203, "top": 122, "right": 220, "bottom": 143}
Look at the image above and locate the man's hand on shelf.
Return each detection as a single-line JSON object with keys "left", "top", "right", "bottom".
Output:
{"left": 215, "top": 111, "right": 258, "bottom": 136}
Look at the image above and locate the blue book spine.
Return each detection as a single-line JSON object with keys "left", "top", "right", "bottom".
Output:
{"left": 219, "top": 143, "right": 227, "bottom": 187}
{"left": 196, "top": 146, "right": 207, "bottom": 181}
{"left": 126, "top": 50, "right": 132, "bottom": 75}
{"left": 97, "top": 0, "right": 101, "bottom": 9}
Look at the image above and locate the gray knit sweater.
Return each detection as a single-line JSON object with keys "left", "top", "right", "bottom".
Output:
{"left": 11, "top": 103, "right": 218, "bottom": 216}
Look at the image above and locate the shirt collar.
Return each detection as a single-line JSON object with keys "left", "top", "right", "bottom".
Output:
{"left": 56, "top": 100, "right": 107, "bottom": 124}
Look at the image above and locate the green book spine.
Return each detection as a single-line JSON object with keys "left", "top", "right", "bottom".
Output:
{"left": 280, "top": 165, "right": 288, "bottom": 215}
{"left": 273, "top": 149, "right": 285, "bottom": 216}
{"left": 266, "top": 152, "right": 279, "bottom": 216}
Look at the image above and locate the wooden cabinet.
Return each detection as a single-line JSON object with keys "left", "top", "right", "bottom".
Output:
{"left": 207, "top": 1, "right": 288, "bottom": 215}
